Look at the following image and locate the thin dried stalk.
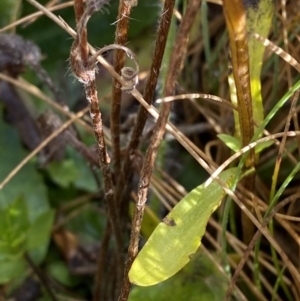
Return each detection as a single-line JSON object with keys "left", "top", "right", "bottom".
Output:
{"left": 70, "top": 0, "right": 123, "bottom": 278}
{"left": 111, "top": 1, "right": 132, "bottom": 176}
{"left": 119, "top": 1, "right": 202, "bottom": 300}
{"left": 115, "top": 0, "right": 175, "bottom": 213}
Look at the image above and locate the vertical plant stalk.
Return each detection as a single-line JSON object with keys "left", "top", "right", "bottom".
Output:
{"left": 223, "top": 0, "right": 256, "bottom": 244}
{"left": 70, "top": 0, "right": 123, "bottom": 284}
{"left": 115, "top": 0, "right": 175, "bottom": 208}
{"left": 223, "top": 0, "right": 254, "bottom": 167}
{"left": 111, "top": 1, "right": 133, "bottom": 177}
{"left": 119, "top": 0, "right": 202, "bottom": 300}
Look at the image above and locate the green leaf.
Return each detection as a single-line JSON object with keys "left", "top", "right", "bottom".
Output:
{"left": 26, "top": 210, "right": 54, "bottom": 251}
{"left": 47, "top": 159, "right": 79, "bottom": 188}
{"left": 129, "top": 168, "right": 237, "bottom": 286}
{"left": 218, "top": 134, "right": 241, "bottom": 153}
{"left": 67, "top": 147, "right": 98, "bottom": 192}
{"left": 129, "top": 251, "right": 229, "bottom": 301}
{"left": 0, "top": 258, "right": 26, "bottom": 284}
{"left": 66, "top": 206, "right": 106, "bottom": 243}
{"left": 47, "top": 261, "right": 79, "bottom": 287}
{"left": 0, "top": 197, "right": 29, "bottom": 259}
{"left": 218, "top": 134, "right": 274, "bottom": 154}
{"left": 255, "top": 140, "right": 274, "bottom": 154}
{"left": 0, "top": 107, "right": 49, "bottom": 222}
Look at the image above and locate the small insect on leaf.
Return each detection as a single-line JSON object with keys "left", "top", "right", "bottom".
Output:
{"left": 129, "top": 168, "right": 237, "bottom": 286}
{"left": 162, "top": 216, "right": 176, "bottom": 227}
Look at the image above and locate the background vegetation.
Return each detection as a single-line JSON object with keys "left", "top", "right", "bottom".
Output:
{"left": 0, "top": 0, "right": 300, "bottom": 301}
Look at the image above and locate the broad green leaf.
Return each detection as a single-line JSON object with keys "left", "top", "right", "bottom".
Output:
{"left": 129, "top": 168, "right": 237, "bottom": 286}
{"left": 0, "top": 197, "right": 29, "bottom": 259}
{"left": 0, "top": 258, "right": 26, "bottom": 284}
{"left": 26, "top": 210, "right": 54, "bottom": 251}
{"left": 47, "top": 159, "right": 79, "bottom": 188}
{"left": 0, "top": 108, "right": 49, "bottom": 222}
{"left": 129, "top": 251, "right": 230, "bottom": 301}
{"left": 218, "top": 134, "right": 241, "bottom": 153}
{"left": 67, "top": 147, "right": 98, "bottom": 192}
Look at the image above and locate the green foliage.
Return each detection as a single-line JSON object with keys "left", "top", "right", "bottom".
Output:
{"left": 67, "top": 206, "right": 106, "bottom": 243}
{"left": 26, "top": 210, "right": 54, "bottom": 250}
{"left": 0, "top": 197, "right": 54, "bottom": 284}
{"left": 0, "top": 0, "right": 22, "bottom": 28}
{"left": 47, "top": 159, "right": 80, "bottom": 188}
{"left": 0, "top": 197, "right": 29, "bottom": 259}
{"left": 218, "top": 134, "right": 241, "bottom": 153}
{"left": 0, "top": 108, "right": 49, "bottom": 222}
{"left": 47, "top": 261, "right": 79, "bottom": 287}
{"left": 218, "top": 133, "right": 274, "bottom": 154}
{"left": 67, "top": 147, "right": 99, "bottom": 192}
{"left": 129, "top": 168, "right": 237, "bottom": 286}
{"left": 0, "top": 259, "right": 27, "bottom": 284}
{"left": 0, "top": 105, "right": 55, "bottom": 284}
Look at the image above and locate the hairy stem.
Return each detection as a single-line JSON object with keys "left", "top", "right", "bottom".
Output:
{"left": 111, "top": 1, "right": 132, "bottom": 178}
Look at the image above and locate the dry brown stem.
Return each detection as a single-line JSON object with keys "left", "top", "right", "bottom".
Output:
{"left": 119, "top": 0, "right": 202, "bottom": 300}
{"left": 115, "top": 0, "right": 177, "bottom": 212}
{"left": 111, "top": 1, "right": 132, "bottom": 177}
{"left": 70, "top": 1, "right": 124, "bottom": 290}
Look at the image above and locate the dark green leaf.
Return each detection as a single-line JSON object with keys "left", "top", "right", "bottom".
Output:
{"left": 26, "top": 210, "right": 54, "bottom": 251}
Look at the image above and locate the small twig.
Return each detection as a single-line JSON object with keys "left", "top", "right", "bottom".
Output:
{"left": 23, "top": 0, "right": 59, "bottom": 26}
{"left": 119, "top": 0, "right": 202, "bottom": 300}
{"left": 155, "top": 93, "right": 237, "bottom": 109}
{"left": 24, "top": 253, "right": 58, "bottom": 301}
